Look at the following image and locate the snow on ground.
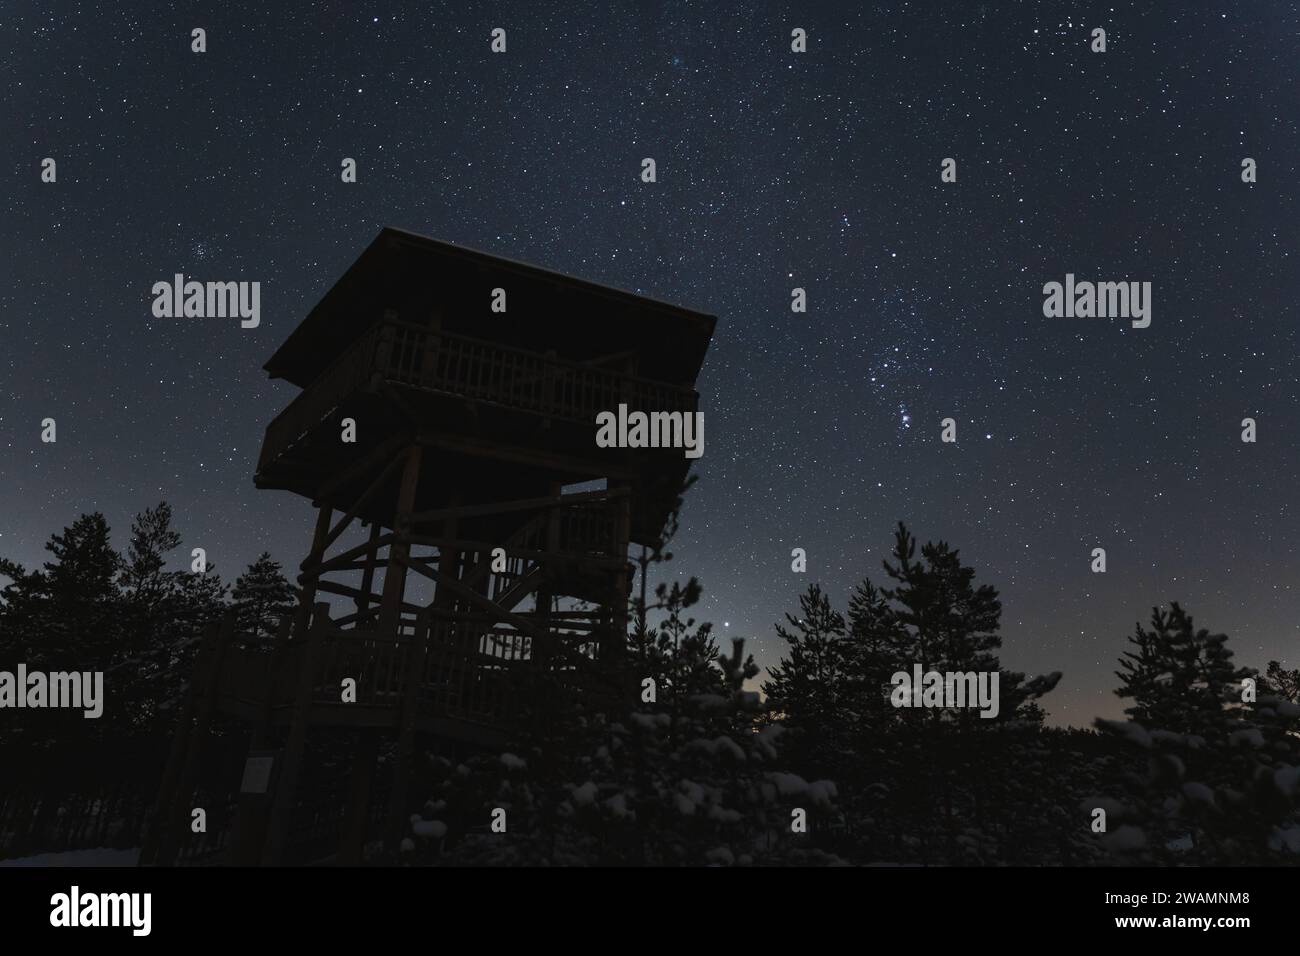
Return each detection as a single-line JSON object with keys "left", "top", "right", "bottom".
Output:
{"left": 1269, "top": 827, "right": 1300, "bottom": 853}
{"left": 411, "top": 820, "right": 447, "bottom": 839}
{"left": 0, "top": 847, "right": 140, "bottom": 867}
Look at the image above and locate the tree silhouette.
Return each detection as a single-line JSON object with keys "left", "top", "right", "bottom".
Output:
{"left": 764, "top": 523, "right": 1065, "bottom": 863}
{"left": 231, "top": 552, "right": 295, "bottom": 646}
{"left": 119, "top": 502, "right": 182, "bottom": 609}
{"left": 1115, "top": 603, "right": 1252, "bottom": 739}
{"left": 763, "top": 583, "right": 854, "bottom": 783}
{"left": 3, "top": 499, "right": 1295, "bottom": 865}
{"left": 1098, "top": 604, "right": 1300, "bottom": 863}
{"left": 1263, "top": 660, "right": 1300, "bottom": 703}
{"left": 40, "top": 512, "right": 122, "bottom": 671}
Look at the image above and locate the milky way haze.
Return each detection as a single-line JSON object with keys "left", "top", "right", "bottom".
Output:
{"left": 3, "top": 1, "right": 1298, "bottom": 728}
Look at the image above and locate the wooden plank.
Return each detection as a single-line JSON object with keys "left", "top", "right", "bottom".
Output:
{"left": 264, "top": 605, "right": 329, "bottom": 865}
{"left": 319, "top": 449, "right": 407, "bottom": 553}
{"left": 314, "top": 578, "right": 423, "bottom": 615}
{"left": 397, "top": 553, "right": 543, "bottom": 640}
{"left": 386, "top": 611, "right": 431, "bottom": 854}
{"left": 380, "top": 446, "right": 424, "bottom": 633}
{"left": 404, "top": 534, "right": 625, "bottom": 568}
{"left": 407, "top": 486, "right": 627, "bottom": 525}
{"left": 414, "top": 429, "right": 639, "bottom": 482}
{"left": 356, "top": 522, "right": 383, "bottom": 618}
{"left": 309, "top": 532, "right": 395, "bottom": 573}
{"left": 312, "top": 433, "right": 409, "bottom": 505}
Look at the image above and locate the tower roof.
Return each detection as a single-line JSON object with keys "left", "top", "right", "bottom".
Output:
{"left": 265, "top": 227, "right": 717, "bottom": 389}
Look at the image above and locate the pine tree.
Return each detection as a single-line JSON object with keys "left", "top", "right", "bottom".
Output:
{"left": 1098, "top": 605, "right": 1300, "bottom": 864}
{"left": 119, "top": 502, "right": 182, "bottom": 610}
{"left": 880, "top": 523, "right": 1000, "bottom": 678}
{"left": 845, "top": 576, "right": 911, "bottom": 725}
{"left": 0, "top": 558, "right": 44, "bottom": 666}
{"left": 1115, "top": 603, "right": 1250, "bottom": 738}
{"left": 1262, "top": 660, "right": 1300, "bottom": 703}
{"left": 231, "top": 552, "right": 296, "bottom": 646}
{"left": 39, "top": 512, "right": 123, "bottom": 671}
{"left": 0, "top": 558, "right": 58, "bottom": 751}
{"left": 763, "top": 584, "right": 852, "bottom": 776}
{"left": 0, "top": 514, "right": 124, "bottom": 748}
{"left": 114, "top": 502, "right": 227, "bottom": 730}
{"left": 158, "top": 564, "right": 228, "bottom": 713}
{"left": 764, "top": 523, "right": 1063, "bottom": 863}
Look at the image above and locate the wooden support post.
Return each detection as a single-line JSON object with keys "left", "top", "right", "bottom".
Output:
{"left": 139, "top": 616, "right": 222, "bottom": 865}
{"left": 541, "top": 349, "right": 557, "bottom": 427}
{"left": 607, "top": 490, "right": 633, "bottom": 661}
{"left": 380, "top": 445, "right": 423, "bottom": 636}
{"left": 230, "top": 611, "right": 296, "bottom": 866}
{"left": 318, "top": 449, "right": 405, "bottom": 556}
{"left": 264, "top": 603, "right": 329, "bottom": 866}
{"left": 357, "top": 521, "right": 382, "bottom": 618}
{"left": 420, "top": 314, "right": 441, "bottom": 384}
{"left": 430, "top": 495, "right": 461, "bottom": 613}
{"left": 386, "top": 610, "right": 431, "bottom": 856}
{"left": 314, "top": 434, "right": 406, "bottom": 504}
{"left": 152, "top": 611, "right": 235, "bottom": 866}
{"left": 371, "top": 320, "right": 396, "bottom": 389}
{"left": 532, "top": 483, "right": 562, "bottom": 668}
{"left": 256, "top": 611, "right": 295, "bottom": 744}
{"left": 338, "top": 730, "right": 380, "bottom": 865}
{"left": 294, "top": 505, "right": 333, "bottom": 637}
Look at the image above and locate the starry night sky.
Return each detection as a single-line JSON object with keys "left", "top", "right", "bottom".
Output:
{"left": 3, "top": 1, "right": 1298, "bottom": 728}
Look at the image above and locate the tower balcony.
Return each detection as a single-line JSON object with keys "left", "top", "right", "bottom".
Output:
{"left": 256, "top": 320, "right": 700, "bottom": 493}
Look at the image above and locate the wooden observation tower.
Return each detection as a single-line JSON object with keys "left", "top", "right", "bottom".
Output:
{"left": 142, "top": 228, "right": 715, "bottom": 865}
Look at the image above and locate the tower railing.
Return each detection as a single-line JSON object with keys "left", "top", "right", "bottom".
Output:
{"left": 218, "top": 615, "right": 609, "bottom": 734}
{"left": 257, "top": 321, "right": 699, "bottom": 475}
